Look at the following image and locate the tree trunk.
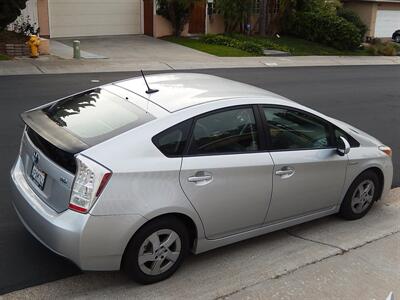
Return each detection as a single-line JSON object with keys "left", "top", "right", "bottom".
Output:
{"left": 259, "top": 0, "right": 267, "bottom": 36}
{"left": 265, "top": 0, "right": 270, "bottom": 35}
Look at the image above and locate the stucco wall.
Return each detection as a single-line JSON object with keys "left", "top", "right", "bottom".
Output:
{"left": 153, "top": 15, "right": 189, "bottom": 38}
{"left": 207, "top": 15, "right": 225, "bottom": 34}
{"left": 37, "top": 0, "right": 50, "bottom": 37}
{"left": 343, "top": 1, "right": 377, "bottom": 37}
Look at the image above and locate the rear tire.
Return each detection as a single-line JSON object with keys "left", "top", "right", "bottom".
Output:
{"left": 122, "top": 216, "right": 189, "bottom": 284}
{"left": 395, "top": 35, "right": 400, "bottom": 43}
{"left": 339, "top": 170, "right": 380, "bottom": 220}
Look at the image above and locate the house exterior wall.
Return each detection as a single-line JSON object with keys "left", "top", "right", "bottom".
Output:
{"left": 33, "top": 0, "right": 400, "bottom": 40}
{"left": 207, "top": 15, "right": 225, "bottom": 34}
{"left": 153, "top": 15, "right": 189, "bottom": 37}
{"left": 343, "top": 1, "right": 400, "bottom": 38}
{"left": 37, "top": 0, "right": 50, "bottom": 37}
{"left": 378, "top": 2, "right": 400, "bottom": 10}
{"left": 343, "top": 1, "right": 377, "bottom": 37}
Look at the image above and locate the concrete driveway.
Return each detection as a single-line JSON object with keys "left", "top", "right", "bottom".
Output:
{"left": 55, "top": 35, "right": 217, "bottom": 61}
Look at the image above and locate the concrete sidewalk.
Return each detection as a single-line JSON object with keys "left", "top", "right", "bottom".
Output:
{"left": 3, "top": 188, "right": 399, "bottom": 300}
{"left": 1, "top": 55, "right": 399, "bottom": 76}
{"left": 0, "top": 35, "right": 399, "bottom": 76}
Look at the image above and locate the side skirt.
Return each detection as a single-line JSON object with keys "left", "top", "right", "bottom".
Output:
{"left": 193, "top": 206, "right": 339, "bottom": 254}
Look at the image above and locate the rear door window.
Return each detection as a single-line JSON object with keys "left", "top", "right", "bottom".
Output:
{"left": 46, "top": 88, "right": 154, "bottom": 144}
{"left": 188, "top": 107, "right": 259, "bottom": 155}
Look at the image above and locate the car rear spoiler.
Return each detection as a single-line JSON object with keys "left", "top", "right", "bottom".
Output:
{"left": 20, "top": 109, "right": 89, "bottom": 153}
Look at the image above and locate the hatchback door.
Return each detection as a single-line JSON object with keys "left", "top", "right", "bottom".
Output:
{"left": 261, "top": 106, "right": 348, "bottom": 223}
{"left": 20, "top": 87, "right": 155, "bottom": 212}
{"left": 179, "top": 106, "right": 274, "bottom": 239}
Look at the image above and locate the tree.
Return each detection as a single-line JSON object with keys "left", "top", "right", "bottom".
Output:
{"left": 216, "top": 0, "right": 253, "bottom": 33}
{"left": 156, "top": 0, "right": 198, "bottom": 37}
{"left": 0, "top": 0, "right": 28, "bottom": 30}
{"left": 259, "top": 0, "right": 267, "bottom": 36}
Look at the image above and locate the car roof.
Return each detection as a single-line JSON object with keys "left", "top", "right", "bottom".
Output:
{"left": 114, "top": 73, "right": 291, "bottom": 112}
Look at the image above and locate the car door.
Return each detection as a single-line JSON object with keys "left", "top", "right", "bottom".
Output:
{"left": 262, "top": 106, "right": 348, "bottom": 223}
{"left": 179, "top": 106, "right": 274, "bottom": 239}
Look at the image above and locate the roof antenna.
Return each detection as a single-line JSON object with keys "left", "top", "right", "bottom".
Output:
{"left": 141, "top": 70, "right": 159, "bottom": 94}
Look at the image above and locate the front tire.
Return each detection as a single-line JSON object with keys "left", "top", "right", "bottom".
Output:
{"left": 123, "top": 216, "right": 189, "bottom": 284}
{"left": 339, "top": 170, "right": 380, "bottom": 220}
{"left": 395, "top": 35, "right": 400, "bottom": 43}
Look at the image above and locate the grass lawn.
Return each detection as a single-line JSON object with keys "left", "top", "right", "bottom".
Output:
{"left": 164, "top": 36, "right": 257, "bottom": 57}
{"left": 235, "top": 35, "right": 371, "bottom": 56}
{"left": 165, "top": 34, "right": 371, "bottom": 57}
{"left": 0, "top": 53, "right": 10, "bottom": 60}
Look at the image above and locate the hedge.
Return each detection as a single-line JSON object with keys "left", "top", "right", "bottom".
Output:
{"left": 288, "top": 12, "right": 363, "bottom": 50}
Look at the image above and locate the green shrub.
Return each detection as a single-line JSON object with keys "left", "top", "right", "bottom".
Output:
{"left": 366, "top": 46, "right": 378, "bottom": 56}
{"left": 289, "top": 11, "right": 363, "bottom": 50}
{"left": 202, "top": 35, "right": 264, "bottom": 55}
{"left": 337, "top": 8, "right": 368, "bottom": 38}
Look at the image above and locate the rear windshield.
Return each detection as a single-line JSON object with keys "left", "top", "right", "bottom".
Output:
{"left": 46, "top": 88, "right": 154, "bottom": 144}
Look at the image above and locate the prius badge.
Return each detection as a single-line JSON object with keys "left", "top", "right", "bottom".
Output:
{"left": 33, "top": 151, "right": 39, "bottom": 164}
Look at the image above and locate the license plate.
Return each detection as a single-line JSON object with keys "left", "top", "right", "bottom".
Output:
{"left": 30, "top": 164, "right": 46, "bottom": 190}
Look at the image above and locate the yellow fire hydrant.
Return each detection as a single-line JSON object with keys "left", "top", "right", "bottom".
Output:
{"left": 27, "top": 35, "right": 41, "bottom": 58}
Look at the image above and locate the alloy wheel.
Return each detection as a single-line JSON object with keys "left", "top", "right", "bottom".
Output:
{"left": 138, "top": 229, "right": 182, "bottom": 276}
{"left": 350, "top": 179, "right": 375, "bottom": 214}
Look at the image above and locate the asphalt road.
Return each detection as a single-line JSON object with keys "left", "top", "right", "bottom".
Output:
{"left": 0, "top": 66, "right": 399, "bottom": 294}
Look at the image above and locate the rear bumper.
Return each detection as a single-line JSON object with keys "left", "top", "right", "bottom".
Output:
{"left": 10, "top": 156, "right": 147, "bottom": 271}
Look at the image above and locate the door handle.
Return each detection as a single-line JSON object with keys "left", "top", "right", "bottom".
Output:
{"left": 188, "top": 175, "right": 213, "bottom": 183}
{"left": 275, "top": 167, "right": 295, "bottom": 178}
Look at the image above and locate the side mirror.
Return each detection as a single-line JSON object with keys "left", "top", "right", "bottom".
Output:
{"left": 337, "top": 136, "right": 351, "bottom": 156}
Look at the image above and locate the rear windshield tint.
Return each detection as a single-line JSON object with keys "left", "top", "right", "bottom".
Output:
{"left": 46, "top": 88, "right": 154, "bottom": 144}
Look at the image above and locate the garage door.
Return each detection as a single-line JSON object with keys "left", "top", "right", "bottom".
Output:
{"left": 49, "top": 0, "right": 142, "bottom": 38}
{"left": 375, "top": 10, "right": 400, "bottom": 38}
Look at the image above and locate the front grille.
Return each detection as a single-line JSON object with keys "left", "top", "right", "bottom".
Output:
{"left": 27, "top": 127, "right": 77, "bottom": 174}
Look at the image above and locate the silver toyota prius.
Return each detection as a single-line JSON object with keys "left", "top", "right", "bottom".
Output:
{"left": 11, "top": 73, "right": 393, "bottom": 284}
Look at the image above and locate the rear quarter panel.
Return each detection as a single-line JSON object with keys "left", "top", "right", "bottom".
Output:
{"left": 83, "top": 119, "right": 207, "bottom": 241}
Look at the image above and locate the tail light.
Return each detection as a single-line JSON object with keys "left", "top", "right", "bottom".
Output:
{"left": 69, "top": 155, "right": 112, "bottom": 214}
{"left": 19, "top": 126, "right": 27, "bottom": 155}
{"left": 379, "top": 145, "right": 392, "bottom": 157}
